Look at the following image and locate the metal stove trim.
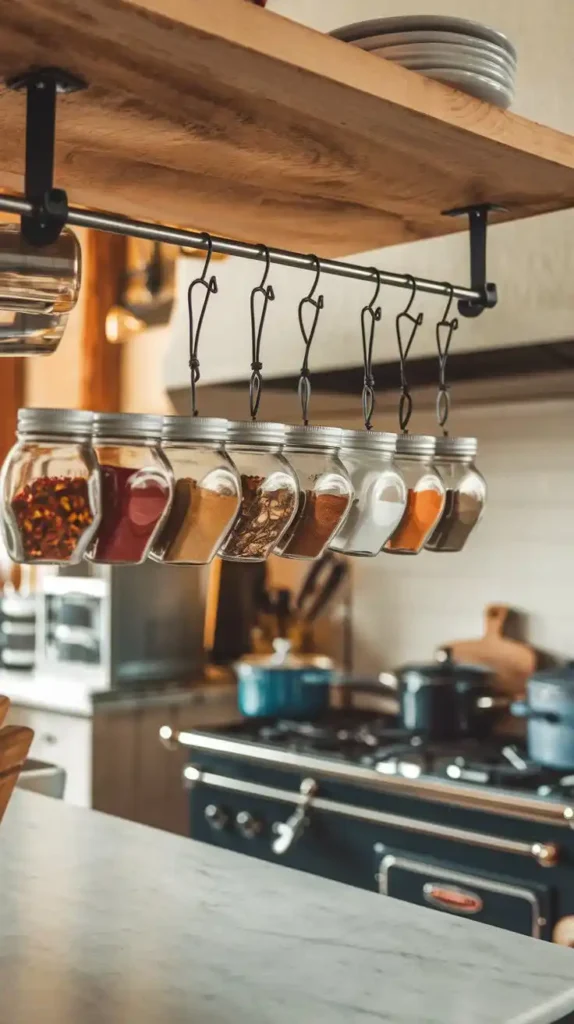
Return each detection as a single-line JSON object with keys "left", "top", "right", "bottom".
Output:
{"left": 378, "top": 855, "right": 542, "bottom": 938}
{"left": 184, "top": 767, "right": 560, "bottom": 865}
{"left": 169, "top": 728, "right": 574, "bottom": 828}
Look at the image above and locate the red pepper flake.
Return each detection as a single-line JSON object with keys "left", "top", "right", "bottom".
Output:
{"left": 10, "top": 475, "right": 94, "bottom": 562}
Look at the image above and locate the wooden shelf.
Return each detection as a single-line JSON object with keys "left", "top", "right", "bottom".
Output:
{"left": 1, "top": 0, "right": 574, "bottom": 256}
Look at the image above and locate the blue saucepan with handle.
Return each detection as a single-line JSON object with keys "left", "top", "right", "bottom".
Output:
{"left": 511, "top": 663, "right": 574, "bottom": 771}
{"left": 235, "top": 640, "right": 334, "bottom": 718}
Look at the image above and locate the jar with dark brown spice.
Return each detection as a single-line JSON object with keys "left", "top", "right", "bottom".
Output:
{"left": 274, "top": 425, "right": 353, "bottom": 561}
{"left": 218, "top": 421, "right": 299, "bottom": 563}
{"left": 425, "top": 436, "right": 486, "bottom": 553}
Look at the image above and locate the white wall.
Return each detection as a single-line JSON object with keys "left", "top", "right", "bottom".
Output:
{"left": 164, "top": 0, "right": 574, "bottom": 391}
{"left": 348, "top": 398, "right": 574, "bottom": 675}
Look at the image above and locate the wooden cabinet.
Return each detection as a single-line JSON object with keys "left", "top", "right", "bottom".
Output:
{"left": 5, "top": 705, "right": 92, "bottom": 808}
{"left": 92, "top": 688, "right": 238, "bottom": 836}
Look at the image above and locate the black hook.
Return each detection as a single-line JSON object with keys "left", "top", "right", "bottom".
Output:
{"left": 187, "top": 234, "right": 218, "bottom": 417}
{"left": 361, "top": 269, "right": 382, "bottom": 430}
{"left": 249, "top": 246, "right": 275, "bottom": 420}
{"left": 396, "top": 276, "right": 424, "bottom": 432}
{"left": 298, "top": 255, "right": 324, "bottom": 425}
{"left": 435, "top": 284, "right": 459, "bottom": 433}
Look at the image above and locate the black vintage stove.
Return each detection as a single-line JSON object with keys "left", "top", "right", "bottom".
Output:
{"left": 168, "top": 711, "right": 574, "bottom": 945}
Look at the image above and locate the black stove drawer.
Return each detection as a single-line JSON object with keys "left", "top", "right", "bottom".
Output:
{"left": 378, "top": 851, "right": 550, "bottom": 939}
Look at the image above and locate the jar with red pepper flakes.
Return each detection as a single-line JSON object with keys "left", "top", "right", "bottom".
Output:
{"left": 0, "top": 407, "right": 101, "bottom": 564}
{"left": 86, "top": 412, "right": 174, "bottom": 565}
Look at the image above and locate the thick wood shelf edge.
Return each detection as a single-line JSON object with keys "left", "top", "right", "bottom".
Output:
{"left": 0, "top": 0, "right": 573, "bottom": 255}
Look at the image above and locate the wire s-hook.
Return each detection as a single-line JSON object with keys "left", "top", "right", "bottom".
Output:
{"left": 249, "top": 246, "right": 275, "bottom": 419}
{"left": 297, "top": 255, "right": 324, "bottom": 425}
{"left": 361, "top": 269, "right": 382, "bottom": 430}
{"left": 396, "top": 276, "right": 424, "bottom": 432}
{"left": 187, "top": 233, "right": 218, "bottom": 417}
{"left": 435, "top": 283, "right": 459, "bottom": 433}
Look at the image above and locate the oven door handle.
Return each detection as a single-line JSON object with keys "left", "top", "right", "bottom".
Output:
{"left": 183, "top": 767, "right": 560, "bottom": 868}
{"left": 271, "top": 778, "right": 317, "bottom": 856}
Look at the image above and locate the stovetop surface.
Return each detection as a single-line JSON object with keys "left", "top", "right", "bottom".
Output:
{"left": 216, "top": 711, "right": 574, "bottom": 801}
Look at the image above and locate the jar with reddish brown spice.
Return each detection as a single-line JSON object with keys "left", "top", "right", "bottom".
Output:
{"left": 86, "top": 412, "right": 173, "bottom": 565}
{"left": 151, "top": 416, "right": 241, "bottom": 565}
{"left": 218, "top": 421, "right": 299, "bottom": 563}
{"left": 383, "top": 434, "right": 445, "bottom": 555}
{"left": 274, "top": 425, "right": 353, "bottom": 561}
{"left": 0, "top": 407, "right": 101, "bottom": 565}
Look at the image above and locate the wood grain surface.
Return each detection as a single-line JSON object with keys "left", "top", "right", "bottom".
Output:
{"left": 446, "top": 604, "right": 536, "bottom": 697}
{"left": 0, "top": 0, "right": 574, "bottom": 254}
{"left": 0, "top": 720, "right": 33, "bottom": 824}
{"left": 80, "top": 230, "right": 125, "bottom": 412}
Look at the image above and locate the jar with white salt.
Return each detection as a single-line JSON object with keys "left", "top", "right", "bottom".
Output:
{"left": 329, "top": 429, "right": 407, "bottom": 557}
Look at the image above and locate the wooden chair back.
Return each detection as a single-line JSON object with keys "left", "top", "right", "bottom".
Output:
{"left": 0, "top": 696, "right": 33, "bottom": 824}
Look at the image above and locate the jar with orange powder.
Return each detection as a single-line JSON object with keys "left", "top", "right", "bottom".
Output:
{"left": 384, "top": 434, "right": 445, "bottom": 555}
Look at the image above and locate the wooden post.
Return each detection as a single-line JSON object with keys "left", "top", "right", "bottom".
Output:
{"left": 80, "top": 230, "right": 126, "bottom": 412}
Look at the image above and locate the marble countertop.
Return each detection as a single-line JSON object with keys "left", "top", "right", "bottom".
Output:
{"left": 2, "top": 792, "right": 574, "bottom": 1024}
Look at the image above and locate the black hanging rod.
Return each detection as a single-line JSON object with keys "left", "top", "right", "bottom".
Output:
{"left": 0, "top": 192, "right": 484, "bottom": 306}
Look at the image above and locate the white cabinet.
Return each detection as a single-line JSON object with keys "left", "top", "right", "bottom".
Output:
{"left": 6, "top": 705, "right": 92, "bottom": 808}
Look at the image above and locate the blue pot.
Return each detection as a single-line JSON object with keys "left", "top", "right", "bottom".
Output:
{"left": 235, "top": 661, "right": 333, "bottom": 718}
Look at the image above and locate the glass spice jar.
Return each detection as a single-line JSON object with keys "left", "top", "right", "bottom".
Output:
{"left": 274, "top": 425, "right": 353, "bottom": 561}
{"left": 218, "top": 421, "right": 299, "bottom": 563}
{"left": 0, "top": 407, "right": 101, "bottom": 564}
{"left": 383, "top": 434, "right": 445, "bottom": 555}
{"left": 151, "top": 416, "right": 241, "bottom": 565}
{"left": 425, "top": 436, "right": 486, "bottom": 553}
{"left": 330, "top": 429, "right": 407, "bottom": 557}
{"left": 86, "top": 412, "right": 173, "bottom": 565}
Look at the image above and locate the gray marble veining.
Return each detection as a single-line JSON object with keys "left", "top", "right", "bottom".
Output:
{"left": 0, "top": 791, "right": 573, "bottom": 1024}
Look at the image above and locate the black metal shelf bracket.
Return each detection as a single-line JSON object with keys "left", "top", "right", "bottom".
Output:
{"left": 7, "top": 67, "right": 86, "bottom": 246}
{"left": 443, "top": 202, "right": 504, "bottom": 318}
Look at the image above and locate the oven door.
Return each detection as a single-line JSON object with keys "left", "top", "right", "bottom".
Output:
{"left": 378, "top": 851, "right": 549, "bottom": 939}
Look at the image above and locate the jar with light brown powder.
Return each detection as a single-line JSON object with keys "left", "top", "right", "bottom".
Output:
{"left": 384, "top": 434, "right": 445, "bottom": 555}
{"left": 151, "top": 417, "right": 241, "bottom": 565}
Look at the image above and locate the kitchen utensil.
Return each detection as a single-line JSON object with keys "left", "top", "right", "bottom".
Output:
{"left": 372, "top": 51, "right": 514, "bottom": 89}
{"left": 235, "top": 639, "right": 333, "bottom": 718}
{"left": 443, "top": 605, "right": 536, "bottom": 697}
{"left": 419, "top": 69, "right": 513, "bottom": 109}
{"left": 295, "top": 552, "right": 348, "bottom": 624}
{"left": 350, "top": 655, "right": 501, "bottom": 740}
{"left": 0, "top": 714, "right": 34, "bottom": 825}
{"left": 511, "top": 664, "right": 574, "bottom": 771}
{"left": 329, "top": 16, "right": 518, "bottom": 62}
{"left": 351, "top": 32, "right": 517, "bottom": 68}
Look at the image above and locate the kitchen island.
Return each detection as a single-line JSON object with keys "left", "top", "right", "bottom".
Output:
{"left": 1, "top": 792, "right": 574, "bottom": 1024}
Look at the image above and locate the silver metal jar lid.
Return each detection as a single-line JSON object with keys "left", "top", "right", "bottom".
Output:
{"left": 394, "top": 433, "right": 436, "bottom": 458}
{"left": 339, "top": 428, "right": 397, "bottom": 454}
{"left": 161, "top": 416, "right": 228, "bottom": 444}
{"left": 434, "top": 435, "right": 478, "bottom": 459}
{"left": 92, "top": 411, "right": 163, "bottom": 441}
{"left": 284, "top": 424, "right": 342, "bottom": 451}
{"left": 226, "top": 420, "right": 286, "bottom": 447}
{"left": 17, "top": 407, "right": 93, "bottom": 439}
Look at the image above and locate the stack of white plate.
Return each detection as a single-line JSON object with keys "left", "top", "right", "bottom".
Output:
{"left": 330, "top": 15, "right": 517, "bottom": 109}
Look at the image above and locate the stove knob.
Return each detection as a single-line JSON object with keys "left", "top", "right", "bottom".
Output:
{"left": 236, "top": 811, "right": 262, "bottom": 839}
{"left": 531, "top": 842, "right": 560, "bottom": 867}
{"left": 204, "top": 804, "right": 229, "bottom": 831}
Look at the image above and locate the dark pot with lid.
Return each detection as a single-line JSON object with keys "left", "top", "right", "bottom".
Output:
{"left": 511, "top": 663, "right": 574, "bottom": 771}
{"left": 354, "top": 653, "right": 504, "bottom": 740}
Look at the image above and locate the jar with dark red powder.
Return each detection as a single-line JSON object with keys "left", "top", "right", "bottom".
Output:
{"left": 0, "top": 407, "right": 101, "bottom": 564}
{"left": 274, "top": 425, "right": 353, "bottom": 561}
{"left": 86, "top": 412, "right": 173, "bottom": 565}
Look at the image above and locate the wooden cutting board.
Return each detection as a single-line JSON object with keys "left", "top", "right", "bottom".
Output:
{"left": 0, "top": 697, "right": 33, "bottom": 826}
{"left": 442, "top": 605, "right": 536, "bottom": 697}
